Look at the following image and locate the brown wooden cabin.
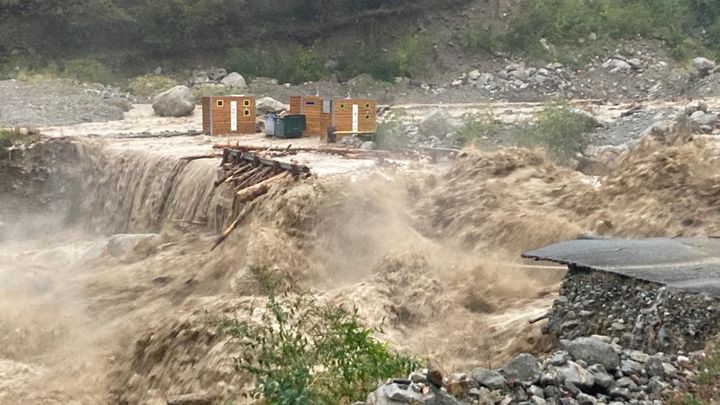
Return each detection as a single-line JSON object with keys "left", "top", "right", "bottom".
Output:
{"left": 202, "top": 96, "right": 256, "bottom": 136}
{"left": 289, "top": 96, "right": 377, "bottom": 140}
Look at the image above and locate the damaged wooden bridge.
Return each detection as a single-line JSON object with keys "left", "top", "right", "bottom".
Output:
{"left": 216, "top": 148, "right": 310, "bottom": 198}
{"left": 210, "top": 148, "right": 311, "bottom": 250}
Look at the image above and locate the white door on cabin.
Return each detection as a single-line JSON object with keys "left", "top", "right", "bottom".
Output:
{"left": 352, "top": 104, "right": 359, "bottom": 133}
{"left": 230, "top": 101, "right": 238, "bottom": 132}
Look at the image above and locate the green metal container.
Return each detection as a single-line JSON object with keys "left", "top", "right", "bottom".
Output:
{"left": 274, "top": 114, "right": 307, "bottom": 139}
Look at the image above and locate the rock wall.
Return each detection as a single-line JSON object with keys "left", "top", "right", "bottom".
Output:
{"left": 544, "top": 267, "right": 720, "bottom": 354}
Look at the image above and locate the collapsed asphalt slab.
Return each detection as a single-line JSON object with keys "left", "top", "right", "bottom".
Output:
{"left": 523, "top": 237, "right": 720, "bottom": 296}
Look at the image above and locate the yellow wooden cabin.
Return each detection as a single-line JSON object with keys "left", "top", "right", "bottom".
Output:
{"left": 289, "top": 96, "right": 377, "bottom": 140}
{"left": 202, "top": 95, "right": 256, "bottom": 136}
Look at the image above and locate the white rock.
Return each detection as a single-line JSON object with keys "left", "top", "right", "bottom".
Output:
{"left": 221, "top": 72, "right": 247, "bottom": 88}
{"left": 602, "top": 59, "right": 632, "bottom": 74}
{"left": 256, "top": 97, "right": 287, "bottom": 114}
{"left": 690, "top": 110, "right": 719, "bottom": 126}
{"left": 693, "top": 57, "right": 716, "bottom": 75}
{"left": 152, "top": 86, "right": 195, "bottom": 117}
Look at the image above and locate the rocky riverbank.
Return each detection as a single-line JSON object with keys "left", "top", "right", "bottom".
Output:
{"left": 364, "top": 336, "right": 705, "bottom": 405}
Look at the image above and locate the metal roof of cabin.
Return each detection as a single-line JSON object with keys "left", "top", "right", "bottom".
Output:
{"left": 522, "top": 237, "right": 720, "bottom": 296}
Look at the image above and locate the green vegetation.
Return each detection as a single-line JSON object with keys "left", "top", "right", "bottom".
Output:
{"left": 466, "top": 0, "right": 720, "bottom": 63}
{"left": 222, "top": 267, "right": 418, "bottom": 405}
{"left": 520, "top": 101, "right": 595, "bottom": 164}
{"left": 227, "top": 46, "right": 326, "bottom": 84}
{"left": 0, "top": 128, "right": 22, "bottom": 148}
{"left": 374, "top": 116, "right": 414, "bottom": 151}
{"left": 453, "top": 111, "right": 503, "bottom": 147}
{"left": 128, "top": 74, "right": 178, "bottom": 98}
{"left": 0, "top": 0, "right": 446, "bottom": 84}
{"left": 0, "top": 55, "right": 120, "bottom": 84}
{"left": 392, "top": 34, "right": 432, "bottom": 79}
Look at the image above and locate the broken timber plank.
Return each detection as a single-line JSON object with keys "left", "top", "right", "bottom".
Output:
{"left": 181, "top": 153, "right": 222, "bottom": 161}
{"left": 210, "top": 207, "right": 250, "bottom": 251}
{"left": 231, "top": 167, "right": 264, "bottom": 191}
{"left": 236, "top": 166, "right": 274, "bottom": 190}
{"left": 225, "top": 149, "right": 311, "bottom": 175}
{"left": 215, "top": 163, "right": 252, "bottom": 187}
{"left": 236, "top": 173, "right": 290, "bottom": 203}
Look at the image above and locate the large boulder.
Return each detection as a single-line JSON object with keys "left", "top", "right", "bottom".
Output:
{"left": 207, "top": 67, "right": 228, "bottom": 81}
{"left": 601, "top": 59, "right": 632, "bottom": 74}
{"left": 501, "top": 353, "right": 542, "bottom": 384}
{"left": 555, "top": 361, "right": 595, "bottom": 389}
{"left": 418, "top": 109, "right": 460, "bottom": 138}
{"left": 690, "top": 110, "right": 719, "bottom": 127}
{"left": 472, "top": 368, "right": 506, "bottom": 390}
{"left": 256, "top": 96, "right": 287, "bottom": 114}
{"left": 693, "top": 57, "right": 716, "bottom": 77}
{"left": 560, "top": 337, "right": 620, "bottom": 371}
{"left": 152, "top": 85, "right": 195, "bottom": 117}
{"left": 221, "top": 72, "right": 247, "bottom": 89}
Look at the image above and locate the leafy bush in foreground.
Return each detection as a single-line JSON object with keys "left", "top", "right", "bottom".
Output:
{"left": 223, "top": 268, "right": 418, "bottom": 405}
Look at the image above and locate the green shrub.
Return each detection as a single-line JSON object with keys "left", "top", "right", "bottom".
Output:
{"left": 520, "top": 101, "right": 595, "bottom": 164}
{"left": 0, "top": 128, "right": 22, "bottom": 148}
{"left": 468, "top": 0, "right": 719, "bottom": 63}
{"left": 223, "top": 268, "right": 418, "bottom": 405}
{"left": 465, "top": 25, "right": 505, "bottom": 54}
{"left": 128, "top": 74, "right": 178, "bottom": 98}
{"left": 191, "top": 84, "right": 231, "bottom": 98}
{"left": 227, "top": 46, "right": 326, "bottom": 85}
{"left": 60, "top": 58, "right": 118, "bottom": 84}
{"left": 453, "top": 112, "right": 503, "bottom": 147}
{"left": 374, "top": 116, "right": 413, "bottom": 151}
{"left": 392, "top": 34, "right": 430, "bottom": 78}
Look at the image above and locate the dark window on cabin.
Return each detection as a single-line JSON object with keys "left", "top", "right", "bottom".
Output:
{"left": 217, "top": 100, "right": 224, "bottom": 107}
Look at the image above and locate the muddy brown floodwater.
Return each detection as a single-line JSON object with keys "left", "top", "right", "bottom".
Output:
{"left": 3, "top": 101, "right": 720, "bottom": 404}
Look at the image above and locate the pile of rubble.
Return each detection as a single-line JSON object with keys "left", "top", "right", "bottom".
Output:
{"left": 450, "top": 62, "right": 573, "bottom": 95}
{"left": 544, "top": 269, "right": 720, "bottom": 355}
{"left": 188, "top": 67, "right": 247, "bottom": 91}
{"left": 581, "top": 99, "right": 720, "bottom": 174}
{"left": 364, "top": 336, "right": 703, "bottom": 405}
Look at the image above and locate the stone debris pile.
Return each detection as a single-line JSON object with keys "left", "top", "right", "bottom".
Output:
{"left": 362, "top": 336, "right": 703, "bottom": 405}
{"left": 544, "top": 269, "right": 720, "bottom": 355}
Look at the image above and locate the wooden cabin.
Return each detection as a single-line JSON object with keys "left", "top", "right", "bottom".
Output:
{"left": 202, "top": 96, "right": 256, "bottom": 136}
{"left": 289, "top": 96, "right": 331, "bottom": 137}
{"left": 331, "top": 98, "right": 377, "bottom": 139}
{"left": 289, "top": 96, "right": 377, "bottom": 140}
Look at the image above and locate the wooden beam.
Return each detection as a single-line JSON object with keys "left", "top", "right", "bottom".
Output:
{"left": 236, "top": 172, "right": 290, "bottom": 203}
{"left": 210, "top": 208, "right": 250, "bottom": 251}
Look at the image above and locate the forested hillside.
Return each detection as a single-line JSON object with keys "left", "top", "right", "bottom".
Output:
{"left": 2, "top": 0, "right": 720, "bottom": 85}
{"left": 0, "top": 0, "right": 467, "bottom": 80}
